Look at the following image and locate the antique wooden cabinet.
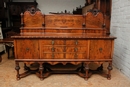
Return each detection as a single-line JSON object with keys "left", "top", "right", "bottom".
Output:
{"left": 12, "top": 5, "right": 116, "bottom": 80}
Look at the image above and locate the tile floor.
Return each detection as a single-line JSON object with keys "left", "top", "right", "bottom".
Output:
{"left": 0, "top": 53, "right": 130, "bottom": 87}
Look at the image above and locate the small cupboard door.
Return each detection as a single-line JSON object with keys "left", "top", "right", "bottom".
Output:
{"left": 14, "top": 39, "right": 39, "bottom": 59}
{"left": 89, "top": 40, "right": 113, "bottom": 59}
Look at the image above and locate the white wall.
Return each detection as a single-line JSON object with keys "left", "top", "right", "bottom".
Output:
{"left": 37, "top": 0, "right": 85, "bottom": 14}
{"left": 12, "top": 0, "right": 85, "bottom": 14}
{"left": 111, "top": 0, "right": 130, "bottom": 79}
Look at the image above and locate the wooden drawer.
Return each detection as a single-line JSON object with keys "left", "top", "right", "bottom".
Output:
{"left": 66, "top": 46, "right": 87, "bottom": 52}
{"left": 40, "top": 40, "right": 64, "bottom": 45}
{"left": 66, "top": 40, "right": 87, "bottom": 45}
{"left": 41, "top": 46, "right": 64, "bottom": 52}
{"left": 41, "top": 53, "right": 64, "bottom": 59}
{"left": 66, "top": 53, "right": 87, "bottom": 59}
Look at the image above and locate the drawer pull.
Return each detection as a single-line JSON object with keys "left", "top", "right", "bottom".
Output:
{"left": 74, "top": 54, "right": 78, "bottom": 58}
{"left": 99, "top": 48, "right": 103, "bottom": 53}
{"left": 52, "top": 40, "right": 55, "bottom": 45}
{"left": 52, "top": 54, "right": 54, "bottom": 58}
{"left": 74, "top": 48, "right": 78, "bottom": 52}
{"left": 26, "top": 48, "right": 29, "bottom": 51}
{"left": 75, "top": 40, "right": 78, "bottom": 45}
{"left": 51, "top": 47, "right": 55, "bottom": 52}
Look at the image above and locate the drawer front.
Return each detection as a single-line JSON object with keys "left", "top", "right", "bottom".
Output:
{"left": 41, "top": 53, "right": 64, "bottom": 59}
{"left": 89, "top": 40, "right": 112, "bottom": 59}
{"left": 40, "top": 40, "right": 64, "bottom": 45}
{"left": 40, "top": 39, "right": 88, "bottom": 59}
{"left": 41, "top": 46, "right": 64, "bottom": 52}
{"left": 66, "top": 53, "right": 87, "bottom": 59}
{"left": 66, "top": 46, "right": 87, "bottom": 52}
{"left": 66, "top": 40, "right": 87, "bottom": 45}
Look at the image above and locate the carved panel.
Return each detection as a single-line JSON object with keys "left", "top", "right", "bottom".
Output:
{"left": 85, "top": 11, "right": 104, "bottom": 28}
{"left": 45, "top": 15, "right": 84, "bottom": 28}
{"left": 23, "top": 10, "right": 44, "bottom": 27}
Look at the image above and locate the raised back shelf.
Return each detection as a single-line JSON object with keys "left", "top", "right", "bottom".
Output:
{"left": 20, "top": 7, "right": 106, "bottom": 36}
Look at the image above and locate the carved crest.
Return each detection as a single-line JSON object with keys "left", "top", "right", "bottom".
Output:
{"left": 88, "top": 9, "right": 100, "bottom": 15}
{"left": 27, "top": 7, "right": 40, "bottom": 14}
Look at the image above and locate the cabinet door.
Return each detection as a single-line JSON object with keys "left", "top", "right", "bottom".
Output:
{"left": 89, "top": 40, "right": 113, "bottom": 59}
{"left": 15, "top": 39, "right": 39, "bottom": 59}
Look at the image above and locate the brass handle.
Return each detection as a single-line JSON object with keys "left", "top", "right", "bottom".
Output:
{"left": 99, "top": 48, "right": 103, "bottom": 53}
{"left": 75, "top": 40, "right": 78, "bottom": 45}
{"left": 52, "top": 54, "right": 54, "bottom": 58}
{"left": 52, "top": 40, "right": 55, "bottom": 45}
{"left": 74, "top": 48, "right": 78, "bottom": 52}
{"left": 51, "top": 47, "right": 55, "bottom": 52}
{"left": 26, "top": 48, "right": 29, "bottom": 51}
{"left": 74, "top": 54, "right": 78, "bottom": 58}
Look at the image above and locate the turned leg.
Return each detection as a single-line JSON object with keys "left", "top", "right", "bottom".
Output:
{"left": 24, "top": 63, "right": 30, "bottom": 70}
{"left": 15, "top": 62, "right": 20, "bottom": 80}
{"left": 76, "top": 63, "right": 85, "bottom": 73}
{"left": 84, "top": 63, "right": 89, "bottom": 80}
{"left": 107, "top": 62, "right": 113, "bottom": 80}
{"left": 39, "top": 62, "right": 44, "bottom": 80}
{"left": 97, "top": 64, "right": 103, "bottom": 71}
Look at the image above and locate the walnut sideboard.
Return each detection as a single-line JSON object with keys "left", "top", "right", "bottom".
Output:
{"left": 12, "top": 34, "right": 116, "bottom": 80}
{"left": 12, "top": 7, "right": 116, "bottom": 80}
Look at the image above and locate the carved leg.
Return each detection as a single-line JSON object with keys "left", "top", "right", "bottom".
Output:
{"left": 39, "top": 62, "right": 44, "bottom": 80}
{"left": 107, "top": 62, "right": 113, "bottom": 80}
{"left": 96, "top": 64, "right": 103, "bottom": 71}
{"left": 84, "top": 63, "right": 89, "bottom": 80}
{"left": 15, "top": 62, "right": 20, "bottom": 80}
{"left": 24, "top": 63, "right": 30, "bottom": 70}
{"left": 76, "top": 63, "right": 85, "bottom": 73}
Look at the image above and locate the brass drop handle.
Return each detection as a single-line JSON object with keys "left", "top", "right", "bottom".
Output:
{"left": 74, "top": 48, "right": 78, "bottom": 52}
{"left": 74, "top": 54, "right": 78, "bottom": 58}
{"left": 99, "top": 48, "right": 103, "bottom": 53}
{"left": 26, "top": 48, "right": 29, "bottom": 51}
{"left": 52, "top": 40, "right": 55, "bottom": 45}
{"left": 51, "top": 47, "right": 55, "bottom": 52}
{"left": 75, "top": 40, "right": 78, "bottom": 45}
{"left": 52, "top": 54, "right": 54, "bottom": 58}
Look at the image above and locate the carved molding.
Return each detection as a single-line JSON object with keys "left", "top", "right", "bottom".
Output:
{"left": 27, "top": 7, "right": 40, "bottom": 14}
{"left": 88, "top": 9, "right": 100, "bottom": 15}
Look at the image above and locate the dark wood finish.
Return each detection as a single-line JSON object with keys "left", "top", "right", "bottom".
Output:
{"left": 0, "top": 0, "right": 8, "bottom": 28}
{"left": 7, "top": 1, "right": 38, "bottom": 33}
{"left": 0, "top": 38, "right": 14, "bottom": 62}
{"left": 12, "top": 6, "right": 116, "bottom": 81}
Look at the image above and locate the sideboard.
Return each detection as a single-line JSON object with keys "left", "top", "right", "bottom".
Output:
{"left": 12, "top": 7, "right": 116, "bottom": 80}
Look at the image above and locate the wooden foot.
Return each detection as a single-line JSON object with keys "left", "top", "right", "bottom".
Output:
{"left": 84, "top": 63, "right": 89, "bottom": 80}
{"left": 107, "top": 62, "right": 112, "bottom": 80}
{"left": 15, "top": 62, "right": 20, "bottom": 80}
{"left": 39, "top": 62, "right": 44, "bottom": 80}
{"left": 24, "top": 63, "right": 30, "bottom": 70}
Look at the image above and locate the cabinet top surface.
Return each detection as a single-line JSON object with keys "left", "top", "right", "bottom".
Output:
{"left": 11, "top": 33, "right": 116, "bottom": 39}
